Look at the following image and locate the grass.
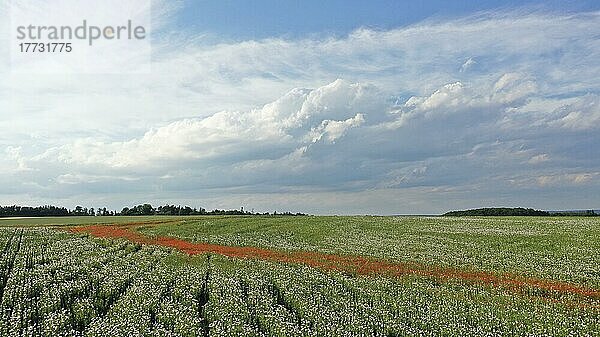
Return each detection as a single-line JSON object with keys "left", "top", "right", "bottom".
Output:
{"left": 3, "top": 215, "right": 599, "bottom": 287}
{"left": 0, "top": 215, "right": 200, "bottom": 227}
{"left": 136, "top": 216, "right": 600, "bottom": 288}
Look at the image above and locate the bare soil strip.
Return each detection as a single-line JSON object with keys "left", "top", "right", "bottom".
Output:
{"left": 69, "top": 224, "right": 600, "bottom": 303}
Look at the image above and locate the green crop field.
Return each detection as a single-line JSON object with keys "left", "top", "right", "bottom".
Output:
{"left": 0, "top": 216, "right": 598, "bottom": 336}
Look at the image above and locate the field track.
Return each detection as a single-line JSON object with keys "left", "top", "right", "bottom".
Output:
{"left": 68, "top": 221, "right": 600, "bottom": 305}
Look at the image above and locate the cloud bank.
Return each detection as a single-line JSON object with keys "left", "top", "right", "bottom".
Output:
{"left": 0, "top": 8, "right": 599, "bottom": 213}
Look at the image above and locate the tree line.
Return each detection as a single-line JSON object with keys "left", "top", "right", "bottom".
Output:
{"left": 0, "top": 204, "right": 307, "bottom": 218}
{"left": 443, "top": 207, "right": 598, "bottom": 217}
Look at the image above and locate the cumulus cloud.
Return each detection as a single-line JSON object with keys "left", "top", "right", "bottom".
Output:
{"left": 4, "top": 146, "right": 32, "bottom": 172}
{"left": 405, "top": 82, "right": 467, "bottom": 113}
{"left": 310, "top": 114, "right": 365, "bottom": 144}
{"left": 37, "top": 80, "right": 381, "bottom": 171}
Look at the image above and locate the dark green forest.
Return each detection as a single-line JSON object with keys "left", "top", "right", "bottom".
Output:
{"left": 443, "top": 207, "right": 597, "bottom": 217}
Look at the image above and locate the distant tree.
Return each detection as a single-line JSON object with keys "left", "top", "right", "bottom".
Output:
{"left": 0, "top": 204, "right": 308, "bottom": 218}
{"left": 444, "top": 208, "right": 550, "bottom": 217}
{"left": 73, "top": 206, "right": 86, "bottom": 216}
{"left": 141, "top": 204, "right": 155, "bottom": 215}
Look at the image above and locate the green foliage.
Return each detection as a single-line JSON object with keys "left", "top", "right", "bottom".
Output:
{"left": 443, "top": 208, "right": 551, "bottom": 216}
{"left": 0, "top": 216, "right": 188, "bottom": 227}
{"left": 0, "top": 204, "right": 308, "bottom": 218}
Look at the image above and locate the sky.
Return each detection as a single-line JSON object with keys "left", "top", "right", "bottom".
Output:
{"left": 0, "top": 0, "right": 599, "bottom": 214}
{"left": 173, "top": 0, "right": 600, "bottom": 40}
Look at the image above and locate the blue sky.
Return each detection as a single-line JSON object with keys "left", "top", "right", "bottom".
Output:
{"left": 174, "top": 0, "right": 600, "bottom": 39}
{"left": 0, "top": 1, "right": 599, "bottom": 214}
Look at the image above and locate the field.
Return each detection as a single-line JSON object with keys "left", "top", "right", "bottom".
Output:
{"left": 0, "top": 216, "right": 597, "bottom": 336}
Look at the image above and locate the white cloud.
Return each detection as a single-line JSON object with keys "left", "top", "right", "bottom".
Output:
{"left": 537, "top": 172, "right": 599, "bottom": 187}
{"left": 528, "top": 154, "right": 550, "bottom": 165}
{"left": 460, "top": 57, "right": 477, "bottom": 72}
{"left": 4, "top": 146, "right": 32, "bottom": 172}
{"left": 551, "top": 94, "right": 600, "bottom": 130}
{"left": 37, "top": 80, "right": 381, "bottom": 171}
{"left": 56, "top": 173, "right": 140, "bottom": 185}
{"left": 409, "top": 82, "right": 466, "bottom": 112}
{"left": 491, "top": 73, "right": 537, "bottom": 105}
{"left": 310, "top": 113, "right": 365, "bottom": 144}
